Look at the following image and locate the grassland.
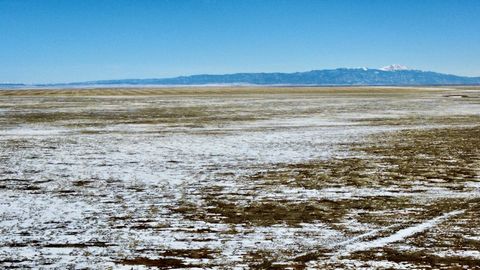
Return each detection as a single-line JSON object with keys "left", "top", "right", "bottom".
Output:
{"left": 0, "top": 86, "right": 479, "bottom": 269}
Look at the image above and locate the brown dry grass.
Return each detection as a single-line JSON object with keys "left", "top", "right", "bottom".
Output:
{"left": 0, "top": 86, "right": 453, "bottom": 97}
{"left": 249, "top": 125, "right": 480, "bottom": 190}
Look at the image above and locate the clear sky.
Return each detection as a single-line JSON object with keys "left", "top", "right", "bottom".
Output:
{"left": 1, "top": 0, "right": 479, "bottom": 83}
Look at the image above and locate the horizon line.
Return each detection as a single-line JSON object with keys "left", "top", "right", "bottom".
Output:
{"left": 2, "top": 66, "right": 480, "bottom": 85}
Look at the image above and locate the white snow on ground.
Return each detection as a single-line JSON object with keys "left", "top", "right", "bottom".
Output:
{"left": 435, "top": 250, "right": 480, "bottom": 259}
{"left": 0, "top": 126, "right": 70, "bottom": 136}
{"left": 0, "top": 89, "right": 479, "bottom": 268}
{"left": 307, "top": 259, "right": 416, "bottom": 270}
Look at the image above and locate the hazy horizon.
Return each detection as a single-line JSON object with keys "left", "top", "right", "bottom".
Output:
{"left": 3, "top": 65, "right": 480, "bottom": 86}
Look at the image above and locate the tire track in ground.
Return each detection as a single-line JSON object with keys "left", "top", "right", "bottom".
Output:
{"left": 293, "top": 224, "right": 399, "bottom": 262}
{"left": 292, "top": 209, "right": 465, "bottom": 265}
{"left": 339, "top": 209, "right": 465, "bottom": 255}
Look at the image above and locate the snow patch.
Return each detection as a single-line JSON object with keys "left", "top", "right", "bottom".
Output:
{"left": 380, "top": 64, "right": 410, "bottom": 71}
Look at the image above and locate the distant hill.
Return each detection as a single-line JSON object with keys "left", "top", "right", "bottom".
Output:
{"left": 3, "top": 66, "right": 480, "bottom": 88}
{"left": 0, "top": 83, "right": 27, "bottom": 88}
{"left": 73, "top": 67, "right": 480, "bottom": 86}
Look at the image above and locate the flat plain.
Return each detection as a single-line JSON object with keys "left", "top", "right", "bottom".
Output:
{"left": 0, "top": 87, "right": 479, "bottom": 269}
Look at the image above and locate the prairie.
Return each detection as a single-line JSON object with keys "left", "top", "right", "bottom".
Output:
{"left": 0, "top": 86, "right": 479, "bottom": 269}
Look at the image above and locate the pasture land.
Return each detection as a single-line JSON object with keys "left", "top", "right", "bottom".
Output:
{"left": 0, "top": 87, "right": 479, "bottom": 268}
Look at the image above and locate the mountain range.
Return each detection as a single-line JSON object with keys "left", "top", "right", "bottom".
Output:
{"left": 2, "top": 66, "right": 480, "bottom": 88}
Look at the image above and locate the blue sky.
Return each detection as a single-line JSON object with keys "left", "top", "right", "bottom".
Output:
{"left": 1, "top": 0, "right": 479, "bottom": 83}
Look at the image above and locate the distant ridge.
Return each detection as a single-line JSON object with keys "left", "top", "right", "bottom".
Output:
{"left": 0, "top": 83, "right": 27, "bottom": 88}
{"left": 2, "top": 66, "right": 480, "bottom": 88}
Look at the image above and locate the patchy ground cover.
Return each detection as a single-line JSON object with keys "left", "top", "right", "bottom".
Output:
{"left": 0, "top": 87, "right": 479, "bottom": 269}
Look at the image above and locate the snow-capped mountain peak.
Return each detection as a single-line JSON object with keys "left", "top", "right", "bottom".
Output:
{"left": 380, "top": 64, "right": 409, "bottom": 71}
